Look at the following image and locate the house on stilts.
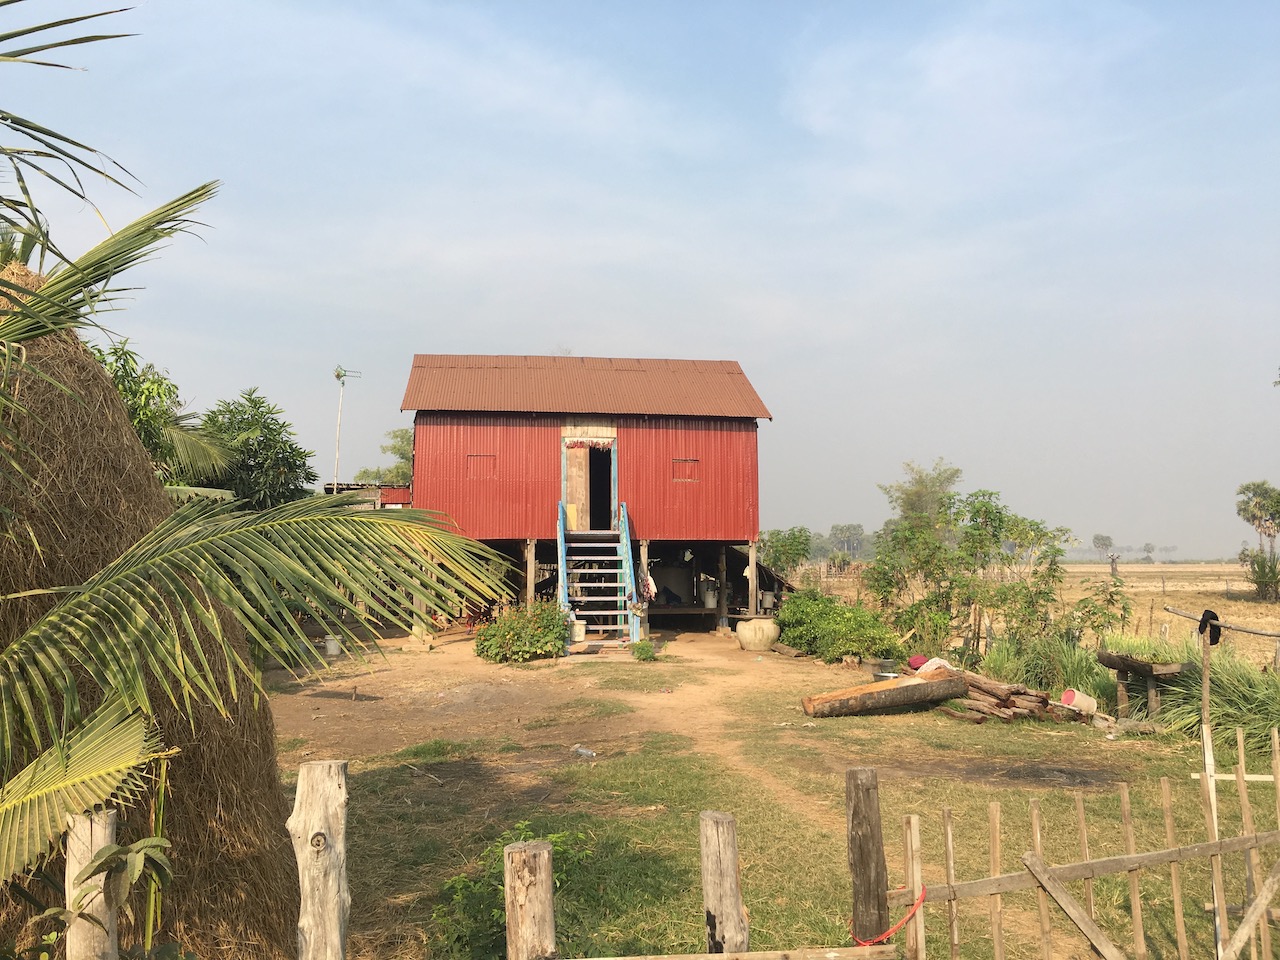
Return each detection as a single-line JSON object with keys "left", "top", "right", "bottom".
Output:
{"left": 399, "top": 354, "right": 780, "bottom": 642}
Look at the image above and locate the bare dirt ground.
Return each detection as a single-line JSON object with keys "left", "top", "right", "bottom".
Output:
{"left": 271, "top": 627, "right": 845, "bottom": 779}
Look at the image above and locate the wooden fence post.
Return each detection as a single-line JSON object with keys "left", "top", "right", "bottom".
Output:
{"left": 700, "top": 811, "right": 749, "bottom": 953}
{"left": 288, "top": 760, "right": 349, "bottom": 960}
{"left": 903, "top": 814, "right": 925, "bottom": 960}
{"left": 847, "top": 768, "right": 890, "bottom": 943}
{"left": 989, "top": 801, "right": 1004, "bottom": 960}
{"left": 1030, "top": 798, "right": 1053, "bottom": 960}
{"left": 504, "top": 840, "right": 556, "bottom": 960}
{"left": 942, "top": 807, "right": 959, "bottom": 960}
{"left": 65, "top": 810, "right": 119, "bottom": 960}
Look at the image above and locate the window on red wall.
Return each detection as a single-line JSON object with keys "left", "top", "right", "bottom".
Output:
{"left": 467, "top": 454, "right": 497, "bottom": 479}
{"left": 672, "top": 458, "right": 700, "bottom": 482}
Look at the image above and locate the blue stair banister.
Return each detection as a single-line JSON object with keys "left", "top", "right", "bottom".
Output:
{"left": 557, "top": 501, "right": 570, "bottom": 616}
{"left": 618, "top": 502, "right": 641, "bottom": 644}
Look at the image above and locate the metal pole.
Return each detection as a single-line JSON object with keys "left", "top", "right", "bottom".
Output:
{"left": 333, "top": 375, "right": 344, "bottom": 491}
{"left": 331, "top": 366, "right": 361, "bottom": 492}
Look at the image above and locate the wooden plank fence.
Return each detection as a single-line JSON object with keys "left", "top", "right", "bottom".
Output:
{"left": 57, "top": 740, "right": 1280, "bottom": 960}
{"left": 881, "top": 728, "right": 1280, "bottom": 959}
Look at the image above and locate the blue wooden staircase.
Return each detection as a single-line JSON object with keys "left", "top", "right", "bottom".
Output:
{"left": 558, "top": 502, "right": 641, "bottom": 645}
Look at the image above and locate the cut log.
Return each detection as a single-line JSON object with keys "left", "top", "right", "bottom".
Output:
{"left": 962, "top": 671, "right": 1026, "bottom": 700}
{"left": 967, "top": 688, "right": 1008, "bottom": 707}
{"left": 959, "top": 699, "right": 1016, "bottom": 721}
{"left": 1011, "top": 694, "right": 1049, "bottom": 710}
{"left": 938, "top": 706, "right": 987, "bottom": 724}
{"left": 771, "top": 642, "right": 807, "bottom": 658}
{"left": 802, "top": 672, "right": 968, "bottom": 718}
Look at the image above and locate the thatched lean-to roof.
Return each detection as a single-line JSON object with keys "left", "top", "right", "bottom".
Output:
{"left": 1, "top": 262, "right": 296, "bottom": 960}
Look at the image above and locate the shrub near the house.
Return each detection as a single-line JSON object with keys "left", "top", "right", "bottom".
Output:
{"left": 474, "top": 601, "right": 569, "bottom": 663}
{"left": 775, "top": 589, "right": 904, "bottom": 664}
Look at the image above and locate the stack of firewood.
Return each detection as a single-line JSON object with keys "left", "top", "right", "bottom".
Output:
{"left": 936, "top": 671, "right": 1053, "bottom": 724}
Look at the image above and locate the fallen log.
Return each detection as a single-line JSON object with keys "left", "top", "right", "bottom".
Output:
{"left": 802, "top": 670, "right": 968, "bottom": 718}
{"left": 771, "top": 642, "right": 807, "bottom": 658}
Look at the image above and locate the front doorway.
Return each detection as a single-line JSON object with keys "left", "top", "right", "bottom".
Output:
{"left": 563, "top": 438, "right": 616, "bottom": 532}
{"left": 588, "top": 446, "right": 613, "bottom": 530}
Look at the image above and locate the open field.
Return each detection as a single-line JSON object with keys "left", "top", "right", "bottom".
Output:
{"left": 269, "top": 586, "right": 1280, "bottom": 959}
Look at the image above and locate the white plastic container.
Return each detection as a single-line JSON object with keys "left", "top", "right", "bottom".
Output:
{"left": 1061, "top": 688, "right": 1098, "bottom": 715}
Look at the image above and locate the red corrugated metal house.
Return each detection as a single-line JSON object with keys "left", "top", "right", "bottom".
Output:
{"left": 400, "top": 355, "right": 775, "bottom": 638}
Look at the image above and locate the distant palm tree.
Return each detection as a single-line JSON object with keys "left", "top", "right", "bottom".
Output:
{"left": 1236, "top": 481, "right": 1280, "bottom": 556}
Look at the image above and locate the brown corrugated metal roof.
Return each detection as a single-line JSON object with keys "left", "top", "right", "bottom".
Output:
{"left": 400, "top": 355, "right": 772, "bottom": 419}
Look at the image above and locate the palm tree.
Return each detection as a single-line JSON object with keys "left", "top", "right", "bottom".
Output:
{"left": 1236, "top": 481, "right": 1280, "bottom": 556}
{"left": 1, "top": 4, "right": 512, "bottom": 897}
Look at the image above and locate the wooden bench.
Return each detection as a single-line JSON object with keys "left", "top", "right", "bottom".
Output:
{"left": 1096, "top": 649, "right": 1193, "bottom": 717}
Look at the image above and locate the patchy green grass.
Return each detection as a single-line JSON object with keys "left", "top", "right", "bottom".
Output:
{"left": 523, "top": 696, "right": 635, "bottom": 730}
{"left": 346, "top": 731, "right": 854, "bottom": 959}
{"left": 570, "top": 659, "right": 717, "bottom": 693}
{"left": 276, "top": 736, "right": 308, "bottom": 752}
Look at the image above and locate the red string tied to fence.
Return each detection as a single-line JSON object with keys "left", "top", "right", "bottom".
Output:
{"left": 849, "top": 884, "right": 927, "bottom": 947}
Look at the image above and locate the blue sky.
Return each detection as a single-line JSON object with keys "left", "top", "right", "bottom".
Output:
{"left": 10, "top": 1, "right": 1279, "bottom": 557}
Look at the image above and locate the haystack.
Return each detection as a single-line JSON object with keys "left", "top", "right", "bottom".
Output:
{"left": 0, "top": 262, "right": 297, "bottom": 959}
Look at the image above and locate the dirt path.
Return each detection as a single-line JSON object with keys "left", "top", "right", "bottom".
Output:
{"left": 269, "top": 627, "right": 1122, "bottom": 814}
{"left": 269, "top": 629, "right": 857, "bottom": 822}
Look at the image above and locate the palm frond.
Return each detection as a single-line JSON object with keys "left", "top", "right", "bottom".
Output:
{"left": 159, "top": 411, "right": 229, "bottom": 481}
{"left": 0, "top": 698, "right": 164, "bottom": 882}
{"left": 0, "top": 6, "right": 131, "bottom": 67}
{"left": 2, "top": 3, "right": 136, "bottom": 210}
{"left": 0, "top": 495, "right": 513, "bottom": 760}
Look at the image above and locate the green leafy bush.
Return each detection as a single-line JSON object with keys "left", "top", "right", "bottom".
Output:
{"left": 473, "top": 602, "right": 568, "bottom": 663}
{"left": 1241, "top": 549, "right": 1280, "bottom": 601}
{"left": 431, "top": 822, "right": 592, "bottom": 960}
{"left": 1073, "top": 577, "right": 1134, "bottom": 637}
{"left": 630, "top": 639, "right": 656, "bottom": 662}
{"left": 891, "top": 597, "right": 952, "bottom": 659}
{"left": 775, "top": 590, "right": 903, "bottom": 663}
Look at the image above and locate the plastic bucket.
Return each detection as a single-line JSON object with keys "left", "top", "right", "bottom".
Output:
{"left": 1061, "top": 688, "right": 1098, "bottom": 714}
{"left": 323, "top": 635, "right": 341, "bottom": 657}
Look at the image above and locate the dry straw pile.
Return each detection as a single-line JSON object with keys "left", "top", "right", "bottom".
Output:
{"left": 1, "top": 262, "right": 296, "bottom": 959}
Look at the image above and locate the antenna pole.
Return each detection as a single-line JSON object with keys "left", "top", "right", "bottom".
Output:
{"left": 332, "top": 366, "right": 361, "bottom": 492}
